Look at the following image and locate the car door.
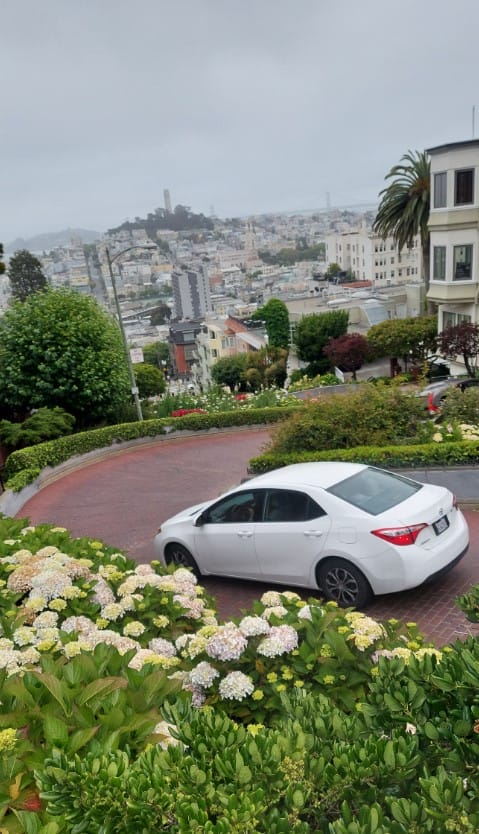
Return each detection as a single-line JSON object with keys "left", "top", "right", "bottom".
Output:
{"left": 193, "top": 489, "right": 264, "bottom": 579}
{"left": 253, "top": 488, "right": 331, "bottom": 586}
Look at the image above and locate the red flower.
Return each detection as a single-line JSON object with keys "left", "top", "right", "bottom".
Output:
{"left": 171, "top": 408, "right": 207, "bottom": 417}
{"left": 22, "top": 793, "right": 42, "bottom": 811}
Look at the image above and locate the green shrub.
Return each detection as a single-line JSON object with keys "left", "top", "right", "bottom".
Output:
{"left": 0, "top": 407, "right": 75, "bottom": 450}
{"left": 266, "top": 385, "right": 425, "bottom": 455}
{"left": 440, "top": 387, "right": 479, "bottom": 425}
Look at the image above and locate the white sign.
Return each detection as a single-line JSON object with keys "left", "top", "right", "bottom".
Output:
{"left": 130, "top": 348, "right": 144, "bottom": 364}
{"left": 334, "top": 366, "right": 345, "bottom": 383}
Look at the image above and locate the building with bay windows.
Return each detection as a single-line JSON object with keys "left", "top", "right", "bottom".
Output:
{"left": 427, "top": 140, "right": 479, "bottom": 345}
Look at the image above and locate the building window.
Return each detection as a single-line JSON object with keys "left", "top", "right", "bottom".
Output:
{"left": 453, "top": 245, "right": 473, "bottom": 280}
{"left": 433, "top": 172, "right": 447, "bottom": 208}
{"left": 443, "top": 311, "right": 471, "bottom": 328}
{"left": 454, "top": 169, "right": 474, "bottom": 205}
{"left": 433, "top": 246, "right": 446, "bottom": 280}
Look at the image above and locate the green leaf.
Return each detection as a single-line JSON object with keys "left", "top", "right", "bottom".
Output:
{"left": 66, "top": 726, "right": 99, "bottom": 754}
{"left": 424, "top": 722, "right": 440, "bottom": 740}
{"left": 33, "top": 674, "right": 70, "bottom": 714}
{"left": 237, "top": 766, "right": 252, "bottom": 785}
{"left": 77, "top": 677, "right": 127, "bottom": 706}
{"left": 43, "top": 715, "right": 69, "bottom": 747}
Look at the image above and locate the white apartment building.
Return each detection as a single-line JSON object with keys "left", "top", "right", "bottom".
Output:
{"left": 325, "top": 229, "right": 422, "bottom": 286}
{"left": 172, "top": 265, "right": 212, "bottom": 320}
{"left": 427, "top": 139, "right": 479, "bottom": 344}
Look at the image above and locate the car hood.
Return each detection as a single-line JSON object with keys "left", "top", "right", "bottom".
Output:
{"left": 161, "top": 501, "right": 208, "bottom": 526}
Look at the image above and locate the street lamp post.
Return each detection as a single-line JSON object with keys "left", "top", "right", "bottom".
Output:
{"left": 105, "top": 244, "right": 155, "bottom": 422}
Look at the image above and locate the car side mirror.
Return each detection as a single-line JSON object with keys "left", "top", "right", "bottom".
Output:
{"left": 195, "top": 513, "right": 205, "bottom": 527}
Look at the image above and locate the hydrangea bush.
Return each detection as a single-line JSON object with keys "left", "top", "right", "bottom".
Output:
{"left": 0, "top": 515, "right": 478, "bottom": 832}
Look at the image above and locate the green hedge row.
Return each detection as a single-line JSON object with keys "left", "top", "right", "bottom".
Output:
{"left": 248, "top": 439, "right": 479, "bottom": 473}
{"left": 2, "top": 407, "right": 299, "bottom": 492}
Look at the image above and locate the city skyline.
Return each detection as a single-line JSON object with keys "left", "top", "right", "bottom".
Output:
{"left": 3, "top": 0, "right": 479, "bottom": 242}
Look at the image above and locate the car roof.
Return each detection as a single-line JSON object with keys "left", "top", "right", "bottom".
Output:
{"left": 242, "top": 462, "right": 367, "bottom": 491}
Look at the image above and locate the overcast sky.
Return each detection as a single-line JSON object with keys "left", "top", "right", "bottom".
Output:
{"left": 3, "top": 0, "right": 479, "bottom": 243}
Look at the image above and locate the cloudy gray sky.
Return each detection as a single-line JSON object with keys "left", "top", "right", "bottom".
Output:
{"left": 2, "top": 0, "right": 479, "bottom": 243}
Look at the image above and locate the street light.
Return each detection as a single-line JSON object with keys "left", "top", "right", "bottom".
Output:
{"left": 105, "top": 244, "right": 156, "bottom": 422}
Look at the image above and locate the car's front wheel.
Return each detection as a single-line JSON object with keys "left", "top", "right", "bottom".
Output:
{"left": 164, "top": 543, "right": 201, "bottom": 577}
{"left": 317, "top": 558, "right": 372, "bottom": 608}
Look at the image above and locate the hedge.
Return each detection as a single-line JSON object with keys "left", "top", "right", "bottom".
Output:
{"left": 2, "top": 407, "right": 299, "bottom": 492}
{"left": 248, "top": 439, "right": 479, "bottom": 473}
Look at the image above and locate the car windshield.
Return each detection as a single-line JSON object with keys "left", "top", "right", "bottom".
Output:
{"left": 326, "top": 467, "right": 422, "bottom": 515}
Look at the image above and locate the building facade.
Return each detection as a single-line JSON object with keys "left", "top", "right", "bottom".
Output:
{"left": 172, "top": 266, "right": 212, "bottom": 319}
{"left": 426, "top": 139, "right": 479, "bottom": 341}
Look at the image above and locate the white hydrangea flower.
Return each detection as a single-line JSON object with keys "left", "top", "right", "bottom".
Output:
{"left": 257, "top": 625, "right": 299, "bottom": 658}
{"left": 101, "top": 603, "right": 124, "bottom": 622}
{"left": 189, "top": 661, "right": 219, "bottom": 688}
{"left": 239, "top": 616, "right": 271, "bottom": 637}
{"left": 297, "top": 605, "right": 313, "bottom": 620}
{"left": 206, "top": 623, "right": 247, "bottom": 661}
{"left": 148, "top": 637, "right": 176, "bottom": 657}
{"left": 32, "top": 611, "right": 59, "bottom": 629}
{"left": 123, "top": 621, "right": 145, "bottom": 638}
{"left": 260, "top": 591, "right": 283, "bottom": 606}
{"left": 219, "top": 671, "right": 254, "bottom": 701}
{"left": 262, "top": 606, "right": 288, "bottom": 620}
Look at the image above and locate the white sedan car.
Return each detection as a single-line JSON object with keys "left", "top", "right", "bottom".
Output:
{"left": 153, "top": 462, "right": 469, "bottom": 607}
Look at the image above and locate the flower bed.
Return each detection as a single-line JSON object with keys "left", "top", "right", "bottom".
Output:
{"left": 0, "top": 516, "right": 478, "bottom": 831}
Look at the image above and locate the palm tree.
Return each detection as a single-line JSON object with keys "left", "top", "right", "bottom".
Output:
{"left": 373, "top": 150, "right": 431, "bottom": 296}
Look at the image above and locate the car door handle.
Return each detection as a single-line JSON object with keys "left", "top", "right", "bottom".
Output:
{"left": 304, "top": 530, "right": 323, "bottom": 538}
{"left": 237, "top": 530, "right": 253, "bottom": 538}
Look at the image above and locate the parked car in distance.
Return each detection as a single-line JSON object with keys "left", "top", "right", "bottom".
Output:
{"left": 418, "top": 376, "right": 479, "bottom": 413}
{"left": 154, "top": 462, "right": 469, "bottom": 608}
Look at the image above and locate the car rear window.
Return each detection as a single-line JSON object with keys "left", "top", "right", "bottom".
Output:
{"left": 326, "top": 467, "right": 422, "bottom": 515}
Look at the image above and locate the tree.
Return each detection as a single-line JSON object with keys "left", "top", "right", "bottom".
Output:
{"left": 150, "top": 303, "right": 172, "bottom": 326}
{"left": 211, "top": 354, "right": 249, "bottom": 390}
{"left": 0, "top": 289, "right": 130, "bottom": 426}
{"left": 7, "top": 249, "right": 48, "bottom": 301}
{"left": 133, "top": 363, "right": 166, "bottom": 398}
{"left": 0, "top": 244, "right": 5, "bottom": 275}
{"left": 323, "top": 333, "right": 370, "bottom": 380}
{"left": 324, "top": 262, "right": 342, "bottom": 279}
{"left": 294, "top": 310, "right": 349, "bottom": 376}
{"left": 367, "top": 316, "right": 437, "bottom": 372}
{"left": 437, "top": 322, "right": 479, "bottom": 377}
{"left": 250, "top": 298, "right": 290, "bottom": 348}
{"left": 373, "top": 150, "right": 431, "bottom": 297}
{"left": 143, "top": 341, "right": 170, "bottom": 371}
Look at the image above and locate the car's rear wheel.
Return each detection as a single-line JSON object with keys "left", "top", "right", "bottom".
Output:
{"left": 317, "top": 558, "right": 372, "bottom": 608}
{"left": 164, "top": 543, "right": 201, "bottom": 577}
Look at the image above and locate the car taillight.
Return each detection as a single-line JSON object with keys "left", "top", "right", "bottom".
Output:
{"left": 371, "top": 524, "right": 428, "bottom": 546}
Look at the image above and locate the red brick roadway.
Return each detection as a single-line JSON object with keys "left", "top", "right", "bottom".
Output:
{"left": 16, "top": 427, "right": 479, "bottom": 646}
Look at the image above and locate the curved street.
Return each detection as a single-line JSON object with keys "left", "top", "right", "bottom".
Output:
{"left": 15, "top": 427, "right": 479, "bottom": 645}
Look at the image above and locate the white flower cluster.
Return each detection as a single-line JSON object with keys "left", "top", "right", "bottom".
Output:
{"left": 4, "top": 547, "right": 92, "bottom": 604}
{"left": 257, "top": 625, "right": 299, "bottom": 658}
{"left": 206, "top": 623, "right": 248, "bottom": 661}
{"left": 218, "top": 671, "right": 254, "bottom": 701}
{"left": 239, "top": 616, "right": 271, "bottom": 637}
{"left": 345, "top": 611, "right": 385, "bottom": 651}
{"left": 188, "top": 661, "right": 219, "bottom": 688}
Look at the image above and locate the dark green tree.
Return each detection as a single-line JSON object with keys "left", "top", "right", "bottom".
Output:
{"left": 294, "top": 310, "right": 349, "bottom": 376}
{"left": 250, "top": 298, "right": 290, "bottom": 348}
{"left": 8, "top": 249, "right": 48, "bottom": 301}
{"left": 367, "top": 316, "right": 437, "bottom": 372}
{"left": 0, "top": 289, "right": 130, "bottom": 426}
{"left": 211, "top": 354, "right": 249, "bottom": 390}
{"left": 133, "top": 363, "right": 166, "bottom": 399}
{"left": 150, "top": 303, "right": 172, "bottom": 326}
{"left": 373, "top": 150, "right": 431, "bottom": 295}
{"left": 143, "top": 341, "right": 170, "bottom": 371}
